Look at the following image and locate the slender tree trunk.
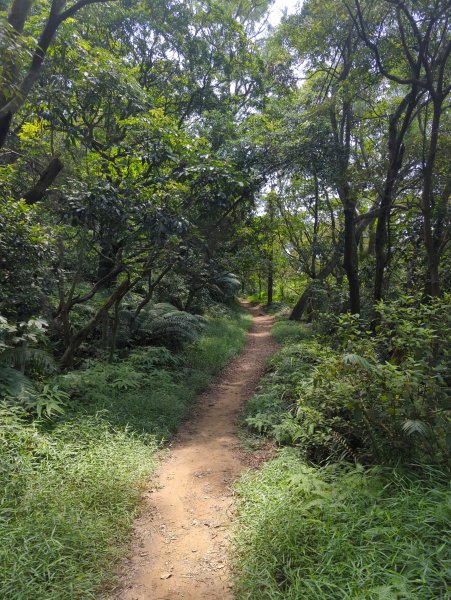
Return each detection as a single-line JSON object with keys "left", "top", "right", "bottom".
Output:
{"left": 108, "top": 299, "right": 121, "bottom": 362}
{"left": 374, "top": 90, "right": 417, "bottom": 302}
{"left": 311, "top": 172, "right": 319, "bottom": 278}
{"left": 422, "top": 99, "right": 442, "bottom": 297}
{"left": 368, "top": 220, "right": 376, "bottom": 255}
{"left": 343, "top": 199, "right": 360, "bottom": 314}
{"left": 0, "top": 112, "right": 12, "bottom": 149}
{"left": 267, "top": 260, "right": 273, "bottom": 306}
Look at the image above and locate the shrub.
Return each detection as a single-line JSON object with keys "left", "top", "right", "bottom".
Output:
{"left": 245, "top": 295, "right": 451, "bottom": 465}
{"left": 243, "top": 340, "right": 330, "bottom": 445}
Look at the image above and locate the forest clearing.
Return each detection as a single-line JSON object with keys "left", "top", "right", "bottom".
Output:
{"left": 1, "top": 0, "right": 450, "bottom": 598}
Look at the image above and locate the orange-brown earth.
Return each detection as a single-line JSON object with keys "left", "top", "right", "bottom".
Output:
{"left": 110, "top": 303, "right": 276, "bottom": 600}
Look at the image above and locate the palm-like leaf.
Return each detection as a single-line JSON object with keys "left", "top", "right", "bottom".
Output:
{"left": 343, "top": 353, "right": 376, "bottom": 373}
{"left": 402, "top": 420, "right": 430, "bottom": 437}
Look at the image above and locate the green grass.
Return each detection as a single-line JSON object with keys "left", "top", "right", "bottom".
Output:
{"left": 62, "top": 309, "right": 252, "bottom": 439}
{"left": 233, "top": 449, "right": 450, "bottom": 600}
{"left": 0, "top": 414, "right": 157, "bottom": 600}
{"left": 271, "top": 319, "right": 312, "bottom": 344}
{"left": 0, "top": 309, "right": 251, "bottom": 599}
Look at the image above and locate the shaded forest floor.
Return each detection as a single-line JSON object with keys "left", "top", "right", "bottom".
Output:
{"left": 110, "top": 303, "right": 277, "bottom": 599}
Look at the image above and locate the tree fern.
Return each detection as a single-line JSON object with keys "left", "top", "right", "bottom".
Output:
{"left": 209, "top": 272, "right": 241, "bottom": 301}
{"left": 402, "top": 420, "right": 430, "bottom": 437}
{"left": 133, "top": 304, "right": 206, "bottom": 350}
{"left": 0, "top": 347, "right": 55, "bottom": 373}
{"left": 0, "top": 366, "right": 34, "bottom": 399}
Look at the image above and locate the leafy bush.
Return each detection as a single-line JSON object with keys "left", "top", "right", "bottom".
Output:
{"left": 244, "top": 295, "right": 450, "bottom": 465}
{"left": 126, "top": 346, "right": 183, "bottom": 371}
{"left": 233, "top": 449, "right": 450, "bottom": 600}
{"left": 0, "top": 316, "right": 55, "bottom": 400}
{"left": 243, "top": 340, "right": 330, "bottom": 445}
{"left": 327, "top": 295, "right": 451, "bottom": 463}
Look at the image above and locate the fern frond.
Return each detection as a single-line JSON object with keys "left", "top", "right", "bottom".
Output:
{"left": 343, "top": 353, "right": 376, "bottom": 373}
{"left": 0, "top": 347, "right": 56, "bottom": 373}
{"left": 402, "top": 420, "right": 429, "bottom": 437}
{"left": 0, "top": 366, "right": 35, "bottom": 398}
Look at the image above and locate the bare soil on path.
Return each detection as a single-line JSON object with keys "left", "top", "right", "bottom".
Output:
{"left": 111, "top": 303, "right": 277, "bottom": 600}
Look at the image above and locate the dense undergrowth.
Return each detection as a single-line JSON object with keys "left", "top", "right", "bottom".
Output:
{"left": 233, "top": 301, "right": 450, "bottom": 599}
{"left": 0, "top": 308, "right": 250, "bottom": 600}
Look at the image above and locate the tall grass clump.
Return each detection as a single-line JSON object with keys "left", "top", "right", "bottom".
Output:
{"left": 271, "top": 319, "right": 312, "bottom": 344}
{"left": 0, "top": 408, "right": 157, "bottom": 600}
{"left": 233, "top": 449, "right": 450, "bottom": 600}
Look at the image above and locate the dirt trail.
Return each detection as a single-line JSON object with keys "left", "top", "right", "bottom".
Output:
{"left": 111, "top": 303, "right": 276, "bottom": 600}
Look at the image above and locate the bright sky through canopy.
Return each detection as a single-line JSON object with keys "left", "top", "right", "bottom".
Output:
{"left": 268, "top": 0, "right": 302, "bottom": 26}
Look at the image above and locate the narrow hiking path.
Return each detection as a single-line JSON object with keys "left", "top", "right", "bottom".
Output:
{"left": 111, "top": 303, "right": 276, "bottom": 600}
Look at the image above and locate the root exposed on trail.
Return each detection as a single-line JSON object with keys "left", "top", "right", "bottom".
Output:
{"left": 111, "top": 303, "right": 276, "bottom": 600}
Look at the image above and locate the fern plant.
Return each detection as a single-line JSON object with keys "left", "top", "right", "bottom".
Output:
{"left": 0, "top": 316, "right": 55, "bottom": 402}
{"left": 208, "top": 272, "right": 241, "bottom": 302}
{"left": 133, "top": 304, "right": 206, "bottom": 350}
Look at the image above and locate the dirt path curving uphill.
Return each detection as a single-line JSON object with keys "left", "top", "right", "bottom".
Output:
{"left": 111, "top": 303, "right": 276, "bottom": 600}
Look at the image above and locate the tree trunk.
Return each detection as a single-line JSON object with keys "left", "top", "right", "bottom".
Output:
{"left": 289, "top": 207, "right": 377, "bottom": 321}
{"left": 289, "top": 244, "right": 343, "bottom": 321}
{"left": 267, "top": 259, "right": 273, "bottom": 305}
{"left": 22, "top": 157, "right": 63, "bottom": 204}
{"left": 343, "top": 200, "right": 360, "bottom": 314}
{"left": 422, "top": 98, "right": 442, "bottom": 297}
{"left": 0, "top": 112, "right": 12, "bottom": 149}
{"left": 60, "top": 277, "right": 130, "bottom": 369}
{"left": 289, "top": 288, "right": 312, "bottom": 321}
{"left": 108, "top": 299, "right": 121, "bottom": 362}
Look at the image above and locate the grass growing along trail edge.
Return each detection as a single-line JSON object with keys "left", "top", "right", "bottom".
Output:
{"left": 0, "top": 307, "right": 251, "bottom": 600}
{"left": 232, "top": 315, "right": 450, "bottom": 600}
{"left": 232, "top": 449, "right": 450, "bottom": 600}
